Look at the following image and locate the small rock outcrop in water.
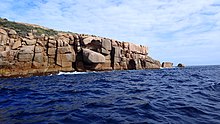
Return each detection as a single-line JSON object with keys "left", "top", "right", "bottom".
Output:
{"left": 177, "top": 63, "right": 185, "bottom": 67}
{"left": 162, "top": 62, "right": 173, "bottom": 68}
{"left": 0, "top": 18, "right": 161, "bottom": 77}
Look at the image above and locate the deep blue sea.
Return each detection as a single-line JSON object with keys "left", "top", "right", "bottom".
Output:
{"left": 0, "top": 66, "right": 220, "bottom": 124}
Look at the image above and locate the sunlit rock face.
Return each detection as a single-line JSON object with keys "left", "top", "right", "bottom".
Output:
{"left": 0, "top": 22, "right": 160, "bottom": 78}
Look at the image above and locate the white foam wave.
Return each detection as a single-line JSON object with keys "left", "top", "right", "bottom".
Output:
{"left": 58, "top": 71, "right": 89, "bottom": 75}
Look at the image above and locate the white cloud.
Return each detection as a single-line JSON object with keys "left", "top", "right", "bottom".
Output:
{"left": 0, "top": 0, "right": 219, "bottom": 65}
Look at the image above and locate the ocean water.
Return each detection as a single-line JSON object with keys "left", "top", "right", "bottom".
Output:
{"left": 0, "top": 66, "right": 220, "bottom": 124}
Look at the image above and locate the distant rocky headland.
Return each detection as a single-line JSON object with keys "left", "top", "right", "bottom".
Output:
{"left": 0, "top": 18, "right": 163, "bottom": 78}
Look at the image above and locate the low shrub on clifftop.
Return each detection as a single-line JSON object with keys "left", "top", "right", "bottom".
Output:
{"left": 0, "top": 18, "right": 58, "bottom": 36}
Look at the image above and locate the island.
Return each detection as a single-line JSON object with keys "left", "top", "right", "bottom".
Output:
{"left": 0, "top": 18, "right": 161, "bottom": 78}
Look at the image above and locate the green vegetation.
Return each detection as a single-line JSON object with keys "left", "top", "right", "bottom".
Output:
{"left": 0, "top": 18, "right": 58, "bottom": 36}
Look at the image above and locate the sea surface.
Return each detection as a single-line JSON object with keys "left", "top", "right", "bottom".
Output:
{"left": 0, "top": 66, "right": 220, "bottom": 124}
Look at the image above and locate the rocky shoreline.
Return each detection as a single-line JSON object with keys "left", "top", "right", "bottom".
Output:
{"left": 0, "top": 19, "right": 162, "bottom": 78}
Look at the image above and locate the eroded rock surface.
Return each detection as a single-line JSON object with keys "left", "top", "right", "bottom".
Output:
{"left": 0, "top": 27, "right": 161, "bottom": 78}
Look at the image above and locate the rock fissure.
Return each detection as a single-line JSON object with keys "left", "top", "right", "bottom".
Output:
{"left": 0, "top": 19, "right": 162, "bottom": 78}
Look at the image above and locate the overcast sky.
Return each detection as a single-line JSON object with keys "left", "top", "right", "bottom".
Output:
{"left": 0, "top": 0, "right": 220, "bottom": 65}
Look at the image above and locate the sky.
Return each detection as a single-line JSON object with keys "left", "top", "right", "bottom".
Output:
{"left": 0, "top": 0, "right": 220, "bottom": 66}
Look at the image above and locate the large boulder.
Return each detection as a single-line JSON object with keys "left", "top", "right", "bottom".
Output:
{"left": 56, "top": 44, "right": 76, "bottom": 67}
{"left": 19, "top": 46, "right": 35, "bottom": 54}
{"left": 57, "top": 46, "right": 72, "bottom": 54}
{"left": 48, "top": 48, "right": 56, "bottom": 56}
{"left": 143, "top": 56, "right": 161, "bottom": 69}
{"left": 57, "top": 37, "right": 69, "bottom": 47}
{"left": 0, "top": 28, "right": 8, "bottom": 45}
{"left": 129, "top": 43, "right": 141, "bottom": 53}
{"left": 112, "top": 46, "right": 121, "bottom": 58}
{"left": 145, "top": 62, "right": 160, "bottom": 69}
{"left": 123, "top": 42, "right": 129, "bottom": 51}
{"left": 34, "top": 53, "right": 44, "bottom": 63}
{"left": 140, "top": 45, "right": 148, "bottom": 55}
{"left": 177, "top": 63, "right": 185, "bottom": 68}
{"left": 8, "top": 29, "right": 17, "bottom": 38}
{"left": 18, "top": 53, "right": 33, "bottom": 62}
{"left": 112, "top": 46, "right": 122, "bottom": 63}
{"left": 17, "top": 46, "right": 35, "bottom": 62}
{"left": 101, "top": 39, "right": 111, "bottom": 55}
{"left": 22, "top": 38, "right": 36, "bottom": 45}
{"left": 8, "top": 29, "right": 17, "bottom": 35}
{"left": 111, "top": 40, "right": 118, "bottom": 46}
{"left": 82, "top": 48, "right": 105, "bottom": 64}
{"left": 83, "top": 36, "right": 101, "bottom": 46}
{"left": 12, "top": 39, "right": 22, "bottom": 50}
{"left": 162, "top": 62, "right": 173, "bottom": 68}
{"left": 56, "top": 53, "right": 75, "bottom": 67}
{"left": 0, "top": 29, "right": 7, "bottom": 35}
{"left": 102, "top": 39, "right": 111, "bottom": 50}
{"left": 48, "top": 39, "right": 57, "bottom": 48}
{"left": 35, "top": 46, "right": 44, "bottom": 53}
{"left": 27, "top": 33, "right": 34, "bottom": 40}
{"left": 101, "top": 48, "right": 110, "bottom": 55}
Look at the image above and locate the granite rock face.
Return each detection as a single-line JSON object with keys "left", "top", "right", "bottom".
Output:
{"left": 162, "top": 62, "right": 173, "bottom": 68}
{"left": 0, "top": 27, "right": 161, "bottom": 77}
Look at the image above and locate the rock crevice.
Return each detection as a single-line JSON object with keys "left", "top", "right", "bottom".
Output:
{"left": 0, "top": 26, "right": 161, "bottom": 77}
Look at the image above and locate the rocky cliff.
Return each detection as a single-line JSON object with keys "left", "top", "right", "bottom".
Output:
{"left": 0, "top": 18, "right": 160, "bottom": 78}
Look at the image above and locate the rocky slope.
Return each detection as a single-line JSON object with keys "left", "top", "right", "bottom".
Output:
{"left": 0, "top": 18, "right": 160, "bottom": 78}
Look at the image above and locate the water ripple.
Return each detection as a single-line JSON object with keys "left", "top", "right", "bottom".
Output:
{"left": 0, "top": 65, "right": 220, "bottom": 123}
